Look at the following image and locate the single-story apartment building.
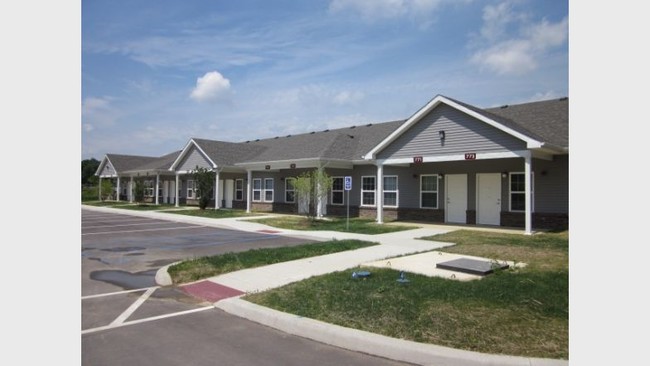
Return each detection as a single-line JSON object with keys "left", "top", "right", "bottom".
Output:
{"left": 95, "top": 94, "right": 569, "bottom": 234}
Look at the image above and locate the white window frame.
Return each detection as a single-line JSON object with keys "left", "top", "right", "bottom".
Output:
{"left": 331, "top": 177, "right": 344, "bottom": 205}
{"left": 383, "top": 175, "right": 398, "bottom": 208}
{"left": 361, "top": 176, "right": 376, "bottom": 207}
{"left": 509, "top": 172, "right": 534, "bottom": 212}
{"left": 235, "top": 179, "right": 244, "bottom": 201}
{"left": 420, "top": 174, "right": 439, "bottom": 209}
{"left": 264, "top": 178, "right": 274, "bottom": 202}
{"left": 252, "top": 178, "right": 262, "bottom": 202}
{"left": 285, "top": 178, "right": 296, "bottom": 203}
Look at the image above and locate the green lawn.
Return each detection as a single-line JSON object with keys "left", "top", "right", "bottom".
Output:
{"left": 249, "top": 215, "right": 418, "bottom": 235}
{"left": 245, "top": 230, "right": 569, "bottom": 360}
{"left": 168, "top": 239, "right": 378, "bottom": 284}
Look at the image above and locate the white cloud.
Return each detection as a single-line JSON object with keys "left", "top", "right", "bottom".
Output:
{"left": 190, "top": 71, "right": 231, "bottom": 102}
{"left": 470, "top": 1, "right": 568, "bottom": 76}
{"left": 329, "top": 0, "right": 445, "bottom": 22}
{"left": 333, "top": 90, "right": 365, "bottom": 105}
{"left": 471, "top": 40, "right": 536, "bottom": 75}
{"left": 82, "top": 96, "right": 118, "bottom": 129}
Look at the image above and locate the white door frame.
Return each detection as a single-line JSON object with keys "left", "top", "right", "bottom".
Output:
{"left": 476, "top": 173, "right": 501, "bottom": 225}
{"left": 445, "top": 174, "right": 467, "bottom": 224}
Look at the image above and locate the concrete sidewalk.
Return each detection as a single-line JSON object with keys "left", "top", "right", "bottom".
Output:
{"left": 82, "top": 205, "right": 567, "bottom": 366}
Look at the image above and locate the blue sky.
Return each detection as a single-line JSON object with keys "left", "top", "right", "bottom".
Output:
{"left": 81, "top": 0, "right": 568, "bottom": 160}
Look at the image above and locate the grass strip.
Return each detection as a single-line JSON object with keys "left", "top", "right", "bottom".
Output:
{"left": 249, "top": 216, "right": 417, "bottom": 235}
{"left": 168, "top": 239, "right": 378, "bottom": 284}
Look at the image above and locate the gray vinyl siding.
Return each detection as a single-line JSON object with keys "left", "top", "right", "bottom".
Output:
{"left": 177, "top": 147, "right": 213, "bottom": 171}
{"left": 377, "top": 104, "right": 528, "bottom": 160}
{"left": 100, "top": 162, "right": 116, "bottom": 176}
{"left": 530, "top": 155, "right": 568, "bottom": 213}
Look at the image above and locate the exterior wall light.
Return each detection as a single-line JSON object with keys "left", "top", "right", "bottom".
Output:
{"left": 439, "top": 130, "right": 446, "bottom": 140}
{"left": 501, "top": 172, "right": 508, "bottom": 178}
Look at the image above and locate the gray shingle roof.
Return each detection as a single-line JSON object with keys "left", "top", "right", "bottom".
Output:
{"left": 234, "top": 120, "right": 406, "bottom": 163}
{"left": 106, "top": 154, "right": 159, "bottom": 173}
{"left": 129, "top": 150, "right": 182, "bottom": 171}
{"left": 483, "top": 97, "right": 568, "bottom": 149}
{"left": 101, "top": 96, "right": 567, "bottom": 174}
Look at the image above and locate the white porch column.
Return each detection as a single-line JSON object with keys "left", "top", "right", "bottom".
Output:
{"left": 376, "top": 163, "right": 384, "bottom": 224}
{"left": 524, "top": 152, "right": 533, "bottom": 235}
{"left": 155, "top": 174, "right": 160, "bottom": 205}
{"left": 175, "top": 173, "right": 180, "bottom": 207}
{"left": 246, "top": 170, "right": 252, "bottom": 213}
{"left": 316, "top": 166, "right": 324, "bottom": 218}
{"left": 98, "top": 177, "right": 102, "bottom": 201}
{"left": 129, "top": 176, "right": 134, "bottom": 203}
{"left": 214, "top": 169, "right": 221, "bottom": 210}
{"left": 116, "top": 177, "right": 121, "bottom": 202}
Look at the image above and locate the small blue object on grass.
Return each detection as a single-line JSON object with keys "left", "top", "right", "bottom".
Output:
{"left": 352, "top": 271, "right": 371, "bottom": 279}
{"left": 396, "top": 271, "right": 410, "bottom": 284}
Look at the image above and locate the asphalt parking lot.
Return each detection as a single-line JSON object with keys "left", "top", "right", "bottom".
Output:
{"left": 81, "top": 207, "right": 411, "bottom": 366}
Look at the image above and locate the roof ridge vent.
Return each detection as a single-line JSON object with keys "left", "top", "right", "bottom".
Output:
{"left": 245, "top": 141, "right": 250, "bottom": 143}
{"left": 559, "top": 97, "right": 568, "bottom": 101}
{"left": 366, "top": 123, "right": 372, "bottom": 126}
{"left": 286, "top": 134, "right": 291, "bottom": 137}
{"left": 255, "top": 139, "right": 260, "bottom": 142}
{"left": 350, "top": 125, "right": 356, "bottom": 129}
{"left": 310, "top": 131, "right": 315, "bottom": 134}
{"left": 274, "top": 136, "right": 279, "bottom": 139}
{"left": 323, "top": 129, "right": 329, "bottom": 132}
{"left": 500, "top": 105, "right": 508, "bottom": 109}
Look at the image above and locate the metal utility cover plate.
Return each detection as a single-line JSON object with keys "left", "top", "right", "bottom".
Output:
{"left": 436, "top": 258, "right": 508, "bottom": 276}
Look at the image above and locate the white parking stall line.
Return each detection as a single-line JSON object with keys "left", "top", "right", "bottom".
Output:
{"left": 81, "top": 306, "right": 214, "bottom": 335}
{"left": 110, "top": 287, "right": 157, "bottom": 326}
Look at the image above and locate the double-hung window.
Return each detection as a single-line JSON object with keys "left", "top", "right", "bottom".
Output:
{"left": 285, "top": 178, "right": 295, "bottom": 203}
{"left": 420, "top": 175, "right": 438, "bottom": 209}
{"left": 331, "top": 177, "right": 344, "bottom": 205}
{"left": 252, "top": 178, "right": 262, "bottom": 202}
{"left": 383, "top": 176, "right": 398, "bottom": 207}
{"left": 264, "top": 178, "right": 274, "bottom": 202}
{"left": 509, "top": 173, "right": 534, "bottom": 211}
{"left": 361, "top": 176, "right": 376, "bottom": 206}
{"left": 235, "top": 179, "right": 243, "bottom": 201}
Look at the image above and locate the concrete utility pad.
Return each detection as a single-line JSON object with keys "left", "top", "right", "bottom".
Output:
{"left": 436, "top": 258, "right": 508, "bottom": 276}
{"left": 363, "top": 251, "right": 521, "bottom": 281}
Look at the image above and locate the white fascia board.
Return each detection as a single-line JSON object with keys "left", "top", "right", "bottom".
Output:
{"left": 363, "top": 95, "right": 543, "bottom": 159}
{"left": 94, "top": 156, "right": 109, "bottom": 176}
{"left": 169, "top": 139, "right": 217, "bottom": 171}
{"left": 380, "top": 150, "right": 531, "bottom": 165}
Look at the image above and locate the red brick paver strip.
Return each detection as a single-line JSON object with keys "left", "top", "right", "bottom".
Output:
{"left": 181, "top": 280, "right": 245, "bottom": 303}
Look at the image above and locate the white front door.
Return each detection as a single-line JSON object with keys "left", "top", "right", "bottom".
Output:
{"left": 445, "top": 174, "right": 467, "bottom": 224}
{"left": 476, "top": 173, "right": 501, "bottom": 225}
{"left": 225, "top": 179, "right": 234, "bottom": 208}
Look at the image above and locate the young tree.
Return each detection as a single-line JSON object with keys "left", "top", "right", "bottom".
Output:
{"left": 100, "top": 179, "right": 114, "bottom": 201}
{"left": 293, "top": 169, "right": 333, "bottom": 220}
{"left": 191, "top": 166, "right": 216, "bottom": 210}
{"left": 133, "top": 180, "right": 145, "bottom": 204}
